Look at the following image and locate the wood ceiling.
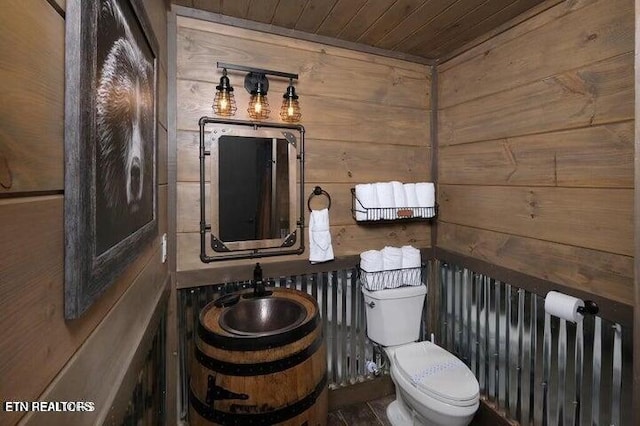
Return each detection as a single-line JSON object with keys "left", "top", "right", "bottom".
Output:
{"left": 171, "top": 0, "right": 550, "bottom": 62}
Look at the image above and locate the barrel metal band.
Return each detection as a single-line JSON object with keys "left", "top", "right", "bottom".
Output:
{"left": 195, "top": 332, "right": 323, "bottom": 376}
{"left": 190, "top": 373, "right": 328, "bottom": 424}
{"left": 197, "top": 311, "right": 320, "bottom": 351}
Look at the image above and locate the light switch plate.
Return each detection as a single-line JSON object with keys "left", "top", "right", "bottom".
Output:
{"left": 161, "top": 233, "right": 167, "bottom": 263}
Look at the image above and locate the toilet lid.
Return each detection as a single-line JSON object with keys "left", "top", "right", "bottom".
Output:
{"left": 394, "top": 341, "right": 479, "bottom": 405}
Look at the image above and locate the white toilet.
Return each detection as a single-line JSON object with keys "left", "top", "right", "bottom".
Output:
{"left": 362, "top": 285, "right": 479, "bottom": 426}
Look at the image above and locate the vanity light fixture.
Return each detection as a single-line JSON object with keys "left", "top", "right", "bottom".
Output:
{"left": 214, "top": 62, "right": 301, "bottom": 122}
{"left": 280, "top": 78, "right": 302, "bottom": 123}
{"left": 212, "top": 68, "right": 237, "bottom": 117}
{"left": 246, "top": 73, "right": 271, "bottom": 120}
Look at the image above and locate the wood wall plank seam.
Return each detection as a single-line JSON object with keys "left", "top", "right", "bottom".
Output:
{"left": 437, "top": 217, "right": 632, "bottom": 258}
{"left": 175, "top": 77, "right": 431, "bottom": 112}
{"left": 437, "top": 118, "right": 634, "bottom": 149}
{"left": 439, "top": 49, "right": 634, "bottom": 112}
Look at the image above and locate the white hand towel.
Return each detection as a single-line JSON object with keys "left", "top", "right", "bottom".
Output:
{"left": 382, "top": 246, "right": 403, "bottom": 288}
{"left": 415, "top": 182, "right": 435, "bottom": 217}
{"left": 375, "top": 182, "right": 395, "bottom": 220}
{"left": 309, "top": 208, "right": 334, "bottom": 264}
{"left": 355, "top": 183, "right": 378, "bottom": 221}
{"left": 401, "top": 245, "right": 422, "bottom": 286}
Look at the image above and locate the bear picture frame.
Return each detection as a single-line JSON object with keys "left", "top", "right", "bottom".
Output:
{"left": 64, "top": 0, "right": 158, "bottom": 319}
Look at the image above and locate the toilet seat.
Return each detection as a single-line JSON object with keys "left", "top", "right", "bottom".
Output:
{"left": 392, "top": 341, "right": 479, "bottom": 407}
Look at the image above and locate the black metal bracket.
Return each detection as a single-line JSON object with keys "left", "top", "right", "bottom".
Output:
{"left": 577, "top": 300, "right": 599, "bottom": 316}
{"left": 217, "top": 62, "right": 298, "bottom": 80}
{"left": 280, "top": 230, "right": 297, "bottom": 247}
{"left": 282, "top": 131, "right": 297, "bottom": 148}
{"left": 210, "top": 234, "right": 230, "bottom": 252}
{"left": 206, "top": 375, "right": 248, "bottom": 406}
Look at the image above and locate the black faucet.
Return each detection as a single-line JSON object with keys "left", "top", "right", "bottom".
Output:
{"left": 252, "top": 263, "right": 267, "bottom": 297}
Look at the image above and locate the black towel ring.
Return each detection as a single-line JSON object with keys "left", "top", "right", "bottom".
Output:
{"left": 307, "top": 186, "right": 331, "bottom": 211}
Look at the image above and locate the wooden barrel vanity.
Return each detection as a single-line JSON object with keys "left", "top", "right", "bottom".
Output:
{"left": 189, "top": 288, "right": 328, "bottom": 425}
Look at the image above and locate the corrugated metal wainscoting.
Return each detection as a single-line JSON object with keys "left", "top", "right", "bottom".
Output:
{"left": 438, "top": 261, "right": 632, "bottom": 426}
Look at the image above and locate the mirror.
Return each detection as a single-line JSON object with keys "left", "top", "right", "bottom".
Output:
{"left": 217, "top": 136, "right": 289, "bottom": 242}
{"left": 199, "top": 118, "right": 304, "bottom": 262}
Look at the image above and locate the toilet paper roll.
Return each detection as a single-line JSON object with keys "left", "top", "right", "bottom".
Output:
{"left": 544, "top": 291, "right": 585, "bottom": 323}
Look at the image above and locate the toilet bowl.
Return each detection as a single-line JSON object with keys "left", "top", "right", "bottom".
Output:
{"left": 362, "top": 285, "right": 479, "bottom": 426}
{"left": 384, "top": 342, "right": 479, "bottom": 426}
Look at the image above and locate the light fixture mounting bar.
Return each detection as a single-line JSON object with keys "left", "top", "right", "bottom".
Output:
{"left": 217, "top": 62, "right": 298, "bottom": 80}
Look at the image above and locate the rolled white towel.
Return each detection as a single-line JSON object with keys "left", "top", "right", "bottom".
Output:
{"left": 391, "top": 181, "right": 407, "bottom": 209}
{"left": 382, "top": 246, "right": 403, "bottom": 268}
{"left": 401, "top": 245, "right": 422, "bottom": 286}
{"left": 404, "top": 183, "right": 419, "bottom": 217}
{"left": 382, "top": 246, "right": 403, "bottom": 288}
{"left": 382, "top": 246, "right": 404, "bottom": 289}
{"left": 415, "top": 182, "right": 435, "bottom": 217}
{"left": 360, "top": 249, "right": 384, "bottom": 272}
{"left": 360, "top": 249, "right": 384, "bottom": 290}
{"left": 401, "top": 245, "right": 421, "bottom": 268}
{"left": 355, "top": 184, "right": 378, "bottom": 221}
{"left": 375, "top": 182, "right": 395, "bottom": 220}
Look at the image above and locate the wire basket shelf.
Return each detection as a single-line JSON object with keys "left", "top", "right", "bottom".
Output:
{"left": 358, "top": 264, "right": 423, "bottom": 291}
{"left": 351, "top": 188, "right": 437, "bottom": 223}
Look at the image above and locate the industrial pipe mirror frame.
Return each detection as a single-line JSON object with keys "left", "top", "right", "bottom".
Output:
{"left": 198, "top": 117, "right": 305, "bottom": 262}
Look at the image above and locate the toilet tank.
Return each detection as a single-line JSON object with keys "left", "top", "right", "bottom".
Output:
{"left": 362, "top": 285, "right": 427, "bottom": 346}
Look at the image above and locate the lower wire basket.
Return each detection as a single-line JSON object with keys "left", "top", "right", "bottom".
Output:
{"left": 358, "top": 265, "right": 423, "bottom": 291}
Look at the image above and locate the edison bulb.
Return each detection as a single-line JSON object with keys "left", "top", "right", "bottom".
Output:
{"left": 254, "top": 101, "right": 262, "bottom": 114}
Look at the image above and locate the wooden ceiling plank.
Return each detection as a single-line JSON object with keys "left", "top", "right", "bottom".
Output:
{"left": 220, "top": 0, "right": 251, "bottom": 19}
{"left": 271, "top": 0, "right": 309, "bottom": 28}
{"left": 316, "top": 0, "right": 367, "bottom": 37}
{"left": 375, "top": 0, "right": 456, "bottom": 50}
{"left": 245, "top": 0, "right": 280, "bottom": 23}
{"left": 401, "top": 0, "right": 486, "bottom": 55}
{"left": 336, "top": 0, "right": 397, "bottom": 43}
{"left": 431, "top": 0, "right": 548, "bottom": 60}
{"left": 357, "top": 0, "right": 426, "bottom": 45}
{"left": 295, "top": 0, "right": 340, "bottom": 33}
{"left": 410, "top": 0, "right": 516, "bottom": 58}
{"left": 315, "top": 0, "right": 369, "bottom": 38}
{"left": 192, "top": 0, "right": 221, "bottom": 14}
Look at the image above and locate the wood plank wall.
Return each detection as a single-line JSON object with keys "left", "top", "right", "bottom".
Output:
{"left": 0, "top": 1, "right": 169, "bottom": 424}
{"left": 174, "top": 14, "right": 432, "bottom": 285}
{"left": 437, "top": 0, "right": 634, "bottom": 306}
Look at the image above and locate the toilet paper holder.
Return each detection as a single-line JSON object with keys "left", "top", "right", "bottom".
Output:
{"left": 545, "top": 291, "right": 600, "bottom": 322}
{"left": 577, "top": 300, "right": 599, "bottom": 316}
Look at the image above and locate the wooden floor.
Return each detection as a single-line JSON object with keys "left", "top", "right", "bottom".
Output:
{"left": 328, "top": 394, "right": 394, "bottom": 426}
{"left": 328, "top": 394, "right": 493, "bottom": 425}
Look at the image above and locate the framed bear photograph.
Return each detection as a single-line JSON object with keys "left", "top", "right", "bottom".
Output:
{"left": 64, "top": 0, "right": 158, "bottom": 319}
